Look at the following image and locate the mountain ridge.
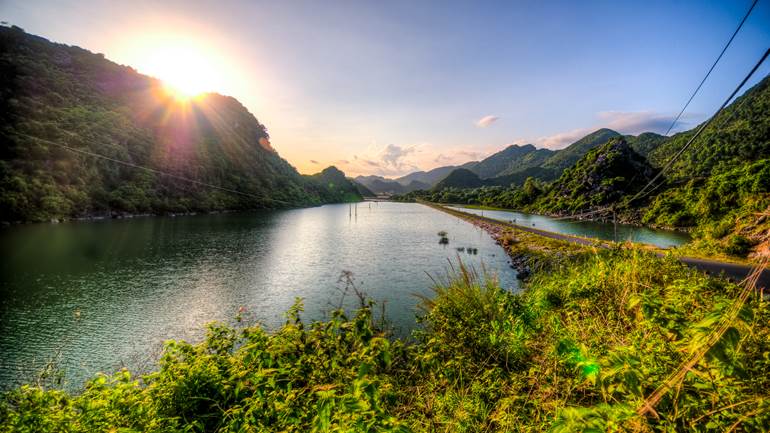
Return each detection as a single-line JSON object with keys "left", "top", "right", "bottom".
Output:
{"left": 0, "top": 25, "right": 361, "bottom": 222}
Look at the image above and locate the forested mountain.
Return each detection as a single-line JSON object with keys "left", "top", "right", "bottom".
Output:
{"left": 307, "top": 166, "right": 367, "bottom": 202}
{"left": 625, "top": 132, "right": 667, "bottom": 157}
{"left": 469, "top": 144, "right": 553, "bottom": 179}
{"left": 0, "top": 25, "right": 360, "bottom": 222}
{"left": 354, "top": 175, "right": 430, "bottom": 194}
{"left": 540, "top": 128, "right": 622, "bottom": 172}
{"left": 394, "top": 165, "right": 461, "bottom": 186}
{"left": 384, "top": 129, "right": 629, "bottom": 190}
{"left": 532, "top": 138, "right": 655, "bottom": 214}
{"left": 397, "top": 74, "right": 770, "bottom": 258}
{"left": 639, "top": 74, "right": 770, "bottom": 254}
{"left": 351, "top": 179, "right": 376, "bottom": 197}
{"left": 647, "top": 75, "right": 770, "bottom": 179}
{"left": 432, "top": 168, "right": 484, "bottom": 190}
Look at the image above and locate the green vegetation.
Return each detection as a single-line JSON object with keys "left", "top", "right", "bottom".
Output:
{"left": 394, "top": 74, "right": 770, "bottom": 259}
{"left": 532, "top": 138, "right": 654, "bottom": 214}
{"left": 308, "top": 167, "right": 366, "bottom": 203}
{"left": 540, "top": 128, "right": 622, "bottom": 173}
{"left": 3, "top": 249, "right": 768, "bottom": 432}
{"left": 470, "top": 144, "right": 554, "bottom": 179}
{"left": 643, "top": 159, "right": 770, "bottom": 258}
{"left": 0, "top": 25, "right": 360, "bottom": 223}
{"left": 432, "top": 168, "right": 484, "bottom": 191}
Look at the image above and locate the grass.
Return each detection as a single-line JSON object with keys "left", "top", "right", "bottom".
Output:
{"left": 2, "top": 250, "right": 769, "bottom": 432}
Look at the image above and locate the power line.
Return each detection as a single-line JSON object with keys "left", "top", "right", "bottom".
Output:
{"left": 661, "top": 0, "right": 759, "bottom": 137}
{"left": 17, "top": 133, "right": 293, "bottom": 205}
{"left": 627, "top": 47, "right": 770, "bottom": 205}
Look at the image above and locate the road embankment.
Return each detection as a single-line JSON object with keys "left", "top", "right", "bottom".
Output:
{"left": 422, "top": 201, "right": 770, "bottom": 290}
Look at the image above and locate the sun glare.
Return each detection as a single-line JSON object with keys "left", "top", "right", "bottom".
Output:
{"left": 141, "top": 42, "right": 219, "bottom": 98}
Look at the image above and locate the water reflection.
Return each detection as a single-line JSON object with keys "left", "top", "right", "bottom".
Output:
{"left": 0, "top": 202, "right": 516, "bottom": 389}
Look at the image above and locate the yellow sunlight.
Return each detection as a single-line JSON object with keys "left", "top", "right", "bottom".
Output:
{"left": 139, "top": 40, "right": 220, "bottom": 98}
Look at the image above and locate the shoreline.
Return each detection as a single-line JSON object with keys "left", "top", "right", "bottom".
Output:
{"left": 0, "top": 199, "right": 366, "bottom": 228}
{"left": 422, "top": 201, "right": 589, "bottom": 279}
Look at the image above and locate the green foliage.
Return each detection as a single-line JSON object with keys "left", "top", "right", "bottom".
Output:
{"left": 0, "top": 26, "right": 360, "bottom": 222}
{"left": 470, "top": 144, "right": 554, "bottom": 179}
{"left": 432, "top": 168, "right": 484, "bottom": 191}
{"left": 541, "top": 128, "right": 621, "bottom": 172}
{"left": 644, "top": 159, "right": 770, "bottom": 256}
{"left": 532, "top": 138, "right": 655, "bottom": 214}
{"left": 1, "top": 301, "right": 406, "bottom": 432}
{"left": 306, "top": 166, "right": 365, "bottom": 203}
{"left": 3, "top": 251, "right": 769, "bottom": 431}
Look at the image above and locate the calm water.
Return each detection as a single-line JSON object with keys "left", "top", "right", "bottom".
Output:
{"left": 450, "top": 206, "right": 691, "bottom": 248}
{"left": 0, "top": 202, "right": 518, "bottom": 390}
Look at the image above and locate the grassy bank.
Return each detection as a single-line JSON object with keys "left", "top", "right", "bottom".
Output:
{"left": 2, "top": 248, "right": 769, "bottom": 432}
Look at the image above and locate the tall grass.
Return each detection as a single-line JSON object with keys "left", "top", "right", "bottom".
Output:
{"left": 2, "top": 251, "right": 769, "bottom": 432}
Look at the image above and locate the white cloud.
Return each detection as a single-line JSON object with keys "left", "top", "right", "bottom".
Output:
{"left": 534, "top": 127, "right": 595, "bottom": 149}
{"left": 337, "top": 142, "right": 493, "bottom": 177}
{"left": 533, "top": 111, "right": 695, "bottom": 150}
{"left": 597, "top": 111, "right": 687, "bottom": 135}
{"left": 476, "top": 115, "right": 499, "bottom": 128}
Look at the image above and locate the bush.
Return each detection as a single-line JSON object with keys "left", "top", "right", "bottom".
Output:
{"left": 3, "top": 252, "right": 770, "bottom": 431}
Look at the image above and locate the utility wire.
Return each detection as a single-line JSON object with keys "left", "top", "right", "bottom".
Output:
{"left": 627, "top": 47, "right": 770, "bottom": 205}
{"left": 496, "top": 3, "right": 763, "bottom": 224}
{"left": 551, "top": 46, "right": 769, "bottom": 223}
{"left": 661, "top": 0, "right": 759, "bottom": 137}
{"left": 17, "top": 133, "right": 293, "bottom": 205}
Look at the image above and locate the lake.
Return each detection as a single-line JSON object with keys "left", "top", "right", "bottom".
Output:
{"left": 450, "top": 206, "right": 691, "bottom": 248}
{"left": 0, "top": 202, "right": 518, "bottom": 390}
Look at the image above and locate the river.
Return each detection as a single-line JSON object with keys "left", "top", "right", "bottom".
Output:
{"left": 0, "top": 202, "right": 517, "bottom": 390}
{"left": 449, "top": 206, "right": 691, "bottom": 248}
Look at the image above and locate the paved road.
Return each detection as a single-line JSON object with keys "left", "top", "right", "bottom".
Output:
{"left": 429, "top": 203, "right": 770, "bottom": 290}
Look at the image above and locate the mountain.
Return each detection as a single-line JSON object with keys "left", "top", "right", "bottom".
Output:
{"left": 625, "top": 132, "right": 667, "bottom": 157}
{"left": 533, "top": 138, "right": 655, "bottom": 214}
{"left": 395, "top": 165, "right": 461, "bottom": 187}
{"left": 432, "top": 168, "right": 484, "bottom": 190}
{"left": 308, "top": 166, "right": 365, "bottom": 202}
{"left": 485, "top": 166, "right": 559, "bottom": 187}
{"left": 393, "top": 130, "right": 620, "bottom": 191}
{"left": 495, "top": 149, "right": 554, "bottom": 177}
{"left": 354, "top": 175, "right": 404, "bottom": 194}
{"left": 354, "top": 175, "right": 429, "bottom": 194}
{"left": 0, "top": 25, "right": 360, "bottom": 222}
{"left": 351, "top": 179, "right": 375, "bottom": 197}
{"left": 648, "top": 75, "right": 770, "bottom": 179}
{"left": 389, "top": 130, "right": 619, "bottom": 190}
{"left": 404, "top": 179, "right": 431, "bottom": 191}
{"left": 641, "top": 74, "right": 770, "bottom": 246}
{"left": 541, "top": 128, "right": 622, "bottom": 172}
{"left": 470, "top": 144, "right": 554, "bottom": 179}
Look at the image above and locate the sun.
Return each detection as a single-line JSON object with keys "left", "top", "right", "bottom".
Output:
{"left": 141, "top": 42, "right": 219, "bottom": 98}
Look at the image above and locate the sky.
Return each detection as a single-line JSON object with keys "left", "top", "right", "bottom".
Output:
{"left": 2, "top": 0, "right": 769, "bottom": 178}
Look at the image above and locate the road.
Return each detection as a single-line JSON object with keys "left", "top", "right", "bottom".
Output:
{"left": 426, "top": 202, "right": 770, "bottom": 290}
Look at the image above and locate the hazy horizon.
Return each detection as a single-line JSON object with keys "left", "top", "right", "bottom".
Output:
{"left": 2, "top": 0, "right": 768, "bottom": 177}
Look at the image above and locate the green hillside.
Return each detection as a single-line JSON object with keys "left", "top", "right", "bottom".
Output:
{"left": 470, "top": 144, "right": 553, "bottom": 179}
{"left": 307, "top": 166, "right": 365, "bottom": 203}
{"left": 432, "top": 168, "right": 484, "bottom": 190}
{"left": 625, "top": 132, "right": 667, "bottom": 157}
{"left": 0, "top": 25, "right": 359, "bottom": 222}
{"left": 398, "top": 73, "right": 770, "bottom": 258}
{"left": 533, "top": 138, "right": 655, "bottom": 214}
{"left": 541, "top": 128, "right": 622, "bottom": 172}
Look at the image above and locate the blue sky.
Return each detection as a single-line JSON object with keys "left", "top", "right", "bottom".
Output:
{"left": 2, "top": 0, "right": 769, "bottom": 176}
